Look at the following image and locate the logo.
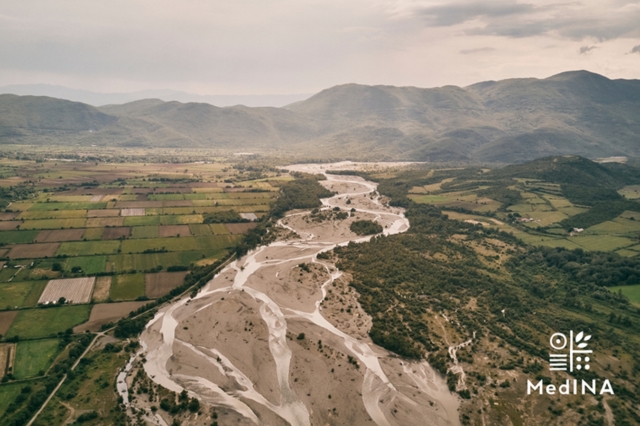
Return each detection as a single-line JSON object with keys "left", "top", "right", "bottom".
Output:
{"left": 527, "top": 330, "right": 614, "bottom": 396}
{"left": 549, "top": 331, "right": 591, "bottom": 372}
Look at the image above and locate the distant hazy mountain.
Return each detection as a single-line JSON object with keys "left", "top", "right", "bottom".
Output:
{"left": 0, "top": 84, "right": 311, "bottom": 108}
{"left": 1, "top": 71, "right": 639, "bottom": 163}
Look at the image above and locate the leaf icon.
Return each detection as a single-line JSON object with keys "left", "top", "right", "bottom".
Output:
{"left": 584, "top": 335, "right": 591, "bottom": 342}
{"left": 577, "top": 343, "right": 589, "bottom": 349}
{"left": 576, "top": 331, "right": 584, "bottom": 342}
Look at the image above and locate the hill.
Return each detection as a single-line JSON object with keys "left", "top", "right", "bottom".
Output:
{"left": 2, "top": 70, "right": 640, "bottom": 162}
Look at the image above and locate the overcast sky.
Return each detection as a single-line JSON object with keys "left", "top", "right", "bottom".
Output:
{"left": 1, "top": 0, "right": 639, "bottom": 95}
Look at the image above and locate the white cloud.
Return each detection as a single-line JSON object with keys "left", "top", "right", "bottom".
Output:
{"left": 0, "top": 0, "right": 638, "bottom": 95}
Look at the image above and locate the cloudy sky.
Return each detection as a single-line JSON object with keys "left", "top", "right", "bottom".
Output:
{"left": 1, "top": 0, "right": 639, "bottom": 95}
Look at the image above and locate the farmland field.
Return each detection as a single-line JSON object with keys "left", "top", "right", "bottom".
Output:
{"left": 110, "top": 273, "right": 145, "bottom": 300}
{"left": 19, "top": 218, "right": 86, "bottom": 230}
{"left": 13, "top": 339, "right": 61, "bottom": 379}
{"left": 6, "top": 305, "right": 91, "bottom": 339}
{"left": 56, "top": 240, "right": 120, "bottom": 256}
{"left": 145, "top": 271, "right": 188, "bottom": 298}
{"left": 74, "top": 301, "right": 151, "bottom": 333}
{"left": 38, "top": 277, "right": 95, "bottom": 304}
{"left": 0, "top": 311, "right": 18, "bottom": 335}
{"left": 92, "top": 276, "right": 112, "bottom": 302}
{"left": 35, "top": 229, "right": 85, "bottom": 242}
{"left": 0, "top": 230, "right": 39, "bottom": 244}
{"left": 0, "top": 156, "right": 276, "bottom": 415}
{"left": 9, "top": 243, "right": 60, "bottom": 259}
{"left": 0, "top": 281, "right": 48, "bottom": 309}
{"left": 102, "top": 227, "right": 131, "bottom": 239}
{"left": 65, "top": 255, "right": 107, "bottom": 274}
{"left": 131, "top": 226, "right": 159, "bottom": 238}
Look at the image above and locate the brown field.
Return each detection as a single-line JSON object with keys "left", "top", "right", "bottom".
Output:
{"left": 145, "top": 271, "right": 188, "bottom": 298}
{"left": 35, "top": 229, "right": 85, "bottom": 243}
{"left": 89, "top": 195, "right": 103, "bottom": 202}
{"left": 0, "top": 343, "right": 15, "bottom": 377}
{"left": 86, "top": 217, "right": 125, "bottom": 227}
{"left": 224, "top": 222, "right": 258, "bottom": 234}
{"left": 0, "top": 221, "right": 20, "bottom": 231}
{"left": 8, "top": 243, "right": 60, "bottom": 259}
{"left": 38, "top": 277, "right": 96, "bottom": 304}
{"left": 0, "top": 249, "right": 8, "bottom": 258}
{"left": 102, "top": 227, "right": 131, "bottom": 240}
{"left": 92, "top": 276, "right": 112, "bottom": 302}
{"left": 121, "top": 208, "right": 146, "bottom": 216}
{"left": 0, "top": 212, "right": 19, "bottom": 221}
{"left": 158, "top": 225, "right": 191, "bottom": 237}
{"left": 0, "top": 311, "right": 18, "bottom": 335}
{"left": 87, "top": 209, "right": 121, "bottom": 217}
{"left": 73, "top": 301, "right": 151, "bottom": 332}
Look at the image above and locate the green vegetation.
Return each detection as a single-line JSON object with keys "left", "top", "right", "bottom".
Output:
{"left": 0, "top": 281, "right": 47, "bottom": 309}
{"left": 6, "top": 305, "right": 91, "bottom": 339}
{"left": 349, "top": 220, "right": 383, "bottom": 236}
{"left": 13, "top": 339, "right": 61, "bottom": 379}
{"left": 110, "top": 273, "right": 145, "bottom": 300}
{"left": 202, "top": 209, "right": 246, "bottom": 223}
{"left": 0, "top": 230, "right": 39, "bottom": 244}
{"left": 270, "top": 177, "right": 334, "bottom": 217}
{"left": 333, "top": 160, "right": 640, "bottom": 423}
{"left": 64, "top": 256, "right": 107, "bottom": 275}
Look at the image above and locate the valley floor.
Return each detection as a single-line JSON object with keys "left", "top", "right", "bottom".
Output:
{"left": 130, "top": 164, "right": 462, "bottom": 426}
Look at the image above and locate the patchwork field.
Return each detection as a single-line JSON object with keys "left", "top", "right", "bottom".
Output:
{"left": 0, "top": 158, "right": 275, "bottom": 396}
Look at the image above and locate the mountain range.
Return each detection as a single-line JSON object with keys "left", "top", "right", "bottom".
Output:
{"left": 1, "top": 70, "right": 639, "bottom": 163}
{"left": 0, "top": 84, "right": 311, "bottom": 108}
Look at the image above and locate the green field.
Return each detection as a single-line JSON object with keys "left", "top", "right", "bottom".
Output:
{"left": 159, "top": 214, "right": 203, "bottom": 225}
{"left": 123, "top": 215, "right": 161, "bottom": 226}
{"left": 13, "top": 339, "right": 61, "bottom": 379}
{"left": 28, "top": 202, "right": 106, "bottom": 211}
{"left": 82, "top": 227, "right": 103, "bottom": 240}
{"left": 0, "top": 383, "right": 23, "bottom": 417}
{"left": 18, "top": 210, "right": 87, "bottom": 220}
{"left": 209, "top": 223, "right": 230, "bottom": 234}
{"left": 20, "top": 219, "right": 87, "bottom": 230}
{"left": 65, "top": 256, "right": 107, "bottom": 274}
{"left": 568, "top": 235, "right": 635, "bottom": 251}
{"left": 131, "top": 226, "right": 159, "bottom": 238}
{"left": 56, "top": 240, "right": 121, "bottom": 256}
{"left": 108, "top": 249, "right": 225, "bottom": 273}
{"left": 6, "top": 305, "right": 91, "bottom": 339}
{"left": 120, "top": 235, "right": 239, "bottom": 253}
{"left": 0, "top": 230, "right": 39, "bottom": 244}
{"left": 110, "top": 273, "right": 145, "bottom": 300}
{"left": 0, "top": 281, "right": 47, "bottom": 309}
{"left": 189, "top": 224, "right": 212, "bottom": 235}
{"left": 609, "top": 284, "right": 640, "bottom": 305}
